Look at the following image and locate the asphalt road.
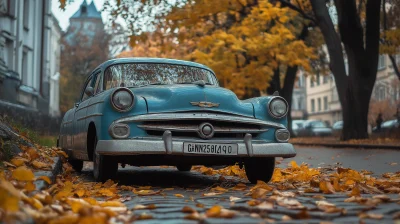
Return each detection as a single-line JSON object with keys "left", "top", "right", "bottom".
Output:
{"left": 77, "top": 145, "right": 400, "bottom": 223}
{"left": 285, "top": 146, "right": 400, "bottom": 176}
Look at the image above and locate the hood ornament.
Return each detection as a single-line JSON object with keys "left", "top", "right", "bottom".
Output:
{"left": 190, "top": 101, "right": 220, "bottom": 108}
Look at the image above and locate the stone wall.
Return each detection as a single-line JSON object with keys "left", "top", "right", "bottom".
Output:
{"left": 0, "top": 100, "right": 61, "bottom": 135}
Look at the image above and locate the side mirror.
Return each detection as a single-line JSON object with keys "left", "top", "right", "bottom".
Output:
{"left": 85, "top": 86, "right": 94, "bottom": 97}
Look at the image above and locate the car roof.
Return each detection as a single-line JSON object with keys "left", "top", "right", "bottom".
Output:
{"left": 94, "top": 57, "right": 215, "bottom": 75}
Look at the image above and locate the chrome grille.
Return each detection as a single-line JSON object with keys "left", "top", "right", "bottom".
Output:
{"left": 132, "top": 113, "right": 271, "bottom": 139}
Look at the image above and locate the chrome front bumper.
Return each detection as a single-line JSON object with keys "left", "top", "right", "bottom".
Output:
{"left": 96, "top": 132, "right": 296, "bottom": 158}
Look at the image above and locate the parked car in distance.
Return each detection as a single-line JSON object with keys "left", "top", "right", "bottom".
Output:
{"left": 292, "top": 120, "right": 306, "bottom": 137}
{"left": 332, "top": 121, "right": 343, "bottom": 136}
{"left": 372, "top": 119, "right": 400, "bottom": 133}
{"left": 298, "top": 120, "right": 333, "bottom": 137}
{"left": 58, "top": 58, "right": 296, "bottom": 183}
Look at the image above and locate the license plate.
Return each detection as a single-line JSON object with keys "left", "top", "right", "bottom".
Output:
{"left": 183, "top": 142, "right": 238, "bottom": 155}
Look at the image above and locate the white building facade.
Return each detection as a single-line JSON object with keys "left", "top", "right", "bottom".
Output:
{"left": 297, "top": 54, "right": 399, "bottom": 127}
{"left": 0, "top": 0, "right": 61, "bottom": 117}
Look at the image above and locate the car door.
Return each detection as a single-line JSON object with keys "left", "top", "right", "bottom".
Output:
{"left": 72, "top": 75, "right": 95, "bottom": 157}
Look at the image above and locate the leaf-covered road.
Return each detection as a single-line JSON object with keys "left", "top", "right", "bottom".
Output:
{"left": 2, "top": 145, "right": 399, "bottom": 223}
{"left": 71, "top": 146, "right": 400, "bottom": 223}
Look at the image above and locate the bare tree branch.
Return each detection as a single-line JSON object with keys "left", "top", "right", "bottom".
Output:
{"left": 277, "top": 0, "right": 316, "bottom": 24}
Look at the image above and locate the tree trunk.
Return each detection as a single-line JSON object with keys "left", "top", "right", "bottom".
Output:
{"left": 281, "top": 66, "right": 298, "bottom": 136}
{"left": 311, "top": 0, "right": 381, "bottom": 140}
{"left": 266, "top": 67, "right": 280, "bottom": 95}
{"left": 388, "top": 55, "right": 400, "bottom": 80}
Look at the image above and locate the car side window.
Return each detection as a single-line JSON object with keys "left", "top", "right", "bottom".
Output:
{"left": 93, "top": 72, "right": 103, "bottom": 94}
{"left": 81, "top": 77, "right": 93, "bottom": 102}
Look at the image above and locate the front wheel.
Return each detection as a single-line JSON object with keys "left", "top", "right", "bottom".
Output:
{"left": 92, "top": 135, "right": 118, "bottom": 182}
{"left": 245, "top": 157, "right": 275, "bottom": 184}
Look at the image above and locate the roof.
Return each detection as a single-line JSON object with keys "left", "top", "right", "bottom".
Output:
{"left": 94, "top": 58, "right": 215, "bottom": 74}
{"left": 71, "top": 0, "right": 102, "bottom": 19}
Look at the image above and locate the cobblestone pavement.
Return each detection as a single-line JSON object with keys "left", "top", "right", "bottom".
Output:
{"left": 78, "top": 163, "right": 400, "bottom": 224}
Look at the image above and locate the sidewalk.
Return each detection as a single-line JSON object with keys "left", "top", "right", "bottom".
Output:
{"left": 290, "top": 137, "right": 400, "bottom": 149}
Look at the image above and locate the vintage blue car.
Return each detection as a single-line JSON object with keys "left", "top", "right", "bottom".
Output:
{"left": 58, "top": 58, "right": 296, "bottom": 183}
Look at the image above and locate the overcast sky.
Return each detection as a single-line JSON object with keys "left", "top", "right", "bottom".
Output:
{"left": 51, "top": 0, "right": 106, "bottom": 31}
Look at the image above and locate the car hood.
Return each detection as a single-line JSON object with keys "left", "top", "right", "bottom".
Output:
{"left": 131, "top": 85, "right": 254, "bottom": 117}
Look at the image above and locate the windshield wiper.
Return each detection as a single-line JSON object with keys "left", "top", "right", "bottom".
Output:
{"left": 136, "top": 82, "right": 165, "bottom": 87}
{"left": 179, "top": 80, "right": 213, "bottom": 87}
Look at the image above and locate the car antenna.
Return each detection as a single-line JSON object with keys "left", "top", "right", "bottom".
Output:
{"left": 273, "top": 91, "right": 279, "bottom": 96}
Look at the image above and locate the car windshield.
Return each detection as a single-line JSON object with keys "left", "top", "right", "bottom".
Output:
{"left": 103, "top": 63, "right": 217, "bottom": 89}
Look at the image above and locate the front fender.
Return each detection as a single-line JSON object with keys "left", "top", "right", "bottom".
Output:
{"left": 244, "top": 96, "right": 288, "bottom": 127}
{"left": 86, "top": 89, "right": 148, "bottom": 141}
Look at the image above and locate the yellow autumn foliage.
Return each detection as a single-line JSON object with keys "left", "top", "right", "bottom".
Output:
{"left": 118, "top": 0, "right": 316, "bottom": 97}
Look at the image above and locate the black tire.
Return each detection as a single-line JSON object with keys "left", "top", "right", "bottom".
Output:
{"left": 68, "top": 159, "right": 83, "bottom": 172}
{"left": 245, "top": 157, "right": 275, "bottom": 184}
{"left": 92, "top": 135, "right": 118, "bottom": 182}
{"left": 176, "top": 165, "right": 192, "bottom": 172}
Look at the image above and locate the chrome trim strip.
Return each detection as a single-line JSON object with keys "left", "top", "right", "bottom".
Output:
{"left": 116, "top": 112, "right": 285, "bottom": 129}
{"left": 137, "top": 124, "right": 268, "bottom": 133}
{"left": 62, "top": 120, "right": 73, "bottom": 125}
{"left": 76, "top": 100, "right": 105, "bottom": 112}
{"left": 77, "top": 113, "right": 103, "bottom": 121}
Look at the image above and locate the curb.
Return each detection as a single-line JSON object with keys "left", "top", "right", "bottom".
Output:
{"left": 293, "top": 142, "right": 400, "bottom": 150}
{"left": 33, "top": 156, "right": 63, "bottom": 191}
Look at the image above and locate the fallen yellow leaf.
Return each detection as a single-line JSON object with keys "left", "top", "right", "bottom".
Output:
{"left": 24, "top": 181, "right": 36, "bottom": 192}
{"left": 205, "top": 205, "right": 222, "bottom": 217}
{"left": 32, "top": 160, "right": 51, "bottom": 169}
{"left": 0, "top": 180, "right": 20, "bottom": 212}
{"left": 12, "top": 166, "right": 35, "bottom": 181}
{"left": 100, "top": 200, "right": 125, "bottom": 207}
{"left": 36, "top": 176, "right": 52, "bottom": 184}
{"left": 319, "top": 181, "right": 335, "bottom": 194}
{"left": 10, "top": 158, "right": 26, "bottom": 167}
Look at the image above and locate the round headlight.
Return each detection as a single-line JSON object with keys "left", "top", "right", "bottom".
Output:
{"left": 268, "top": 97, "right": 288, "bottom": 118}
{"left": 111, "top": 88, "right": 134, "bottom": 112}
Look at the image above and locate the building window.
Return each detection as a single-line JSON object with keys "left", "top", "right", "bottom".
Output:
{"left": 298, "top": 97, "right": 303, "bottom": 110}
{"left": 21, "top": 51, "right": 28, "bottom": 85}
{"left": 81, "top": 5, "right": 87, "bottom": 15}
{"left": 318, "top": 98, "right": 321, "bottom": 111}
{"left": 311, "top": 99, "right": 315, "bottom": 112}
{"left": 316, "top": 75, "right": 320, "bottom": 85}
{"left": 378, "top": 55, "right": 386, "bottom": 70}
{"left": 7, "top": 0, "right": 16, "bottom": 17}
{"left": 310, "top": 78, "right": 314, "bottom": 87}
{"left": 324, "top": 96, "right": 328, "bottom": 110}
{"left": 4, "top": 39, "right": 14, "bottom": 69}
{"left": 323, "top": 75, "right": 329, "bottom": 84}
{"left": 23, "top": 0, "right": 29, "bottom": 29}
